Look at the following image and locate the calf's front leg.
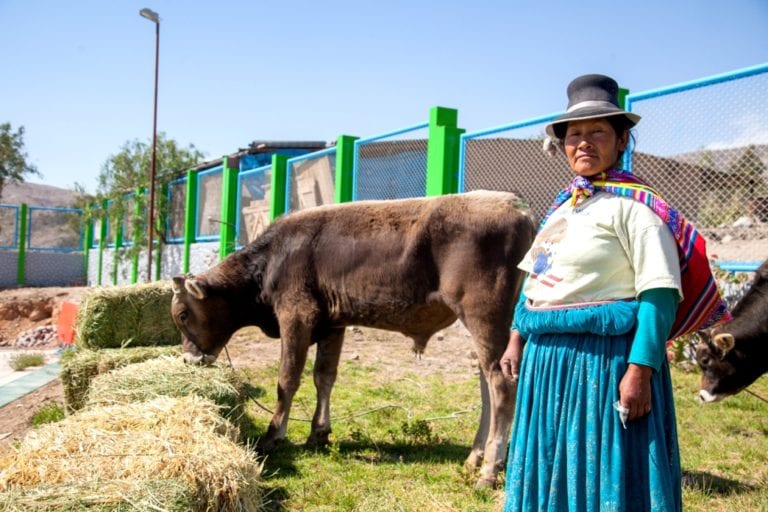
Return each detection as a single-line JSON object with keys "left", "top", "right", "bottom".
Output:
{"left": 261, "top": 319, "right": 313, "bottom": 451}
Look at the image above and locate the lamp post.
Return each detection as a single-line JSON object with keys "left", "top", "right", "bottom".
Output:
{"left": 140, "top": 7, "right": 159, "bottom": 282}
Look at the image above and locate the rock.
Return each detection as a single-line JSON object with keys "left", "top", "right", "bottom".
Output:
{"left": 0, "top": 305, "right": 19, "bottom": 321}
{"left": 14, "top": 325, "right": 58, "bottom": 348}
{"left": 29, "top": 306, "right": 52, "bottom": 321}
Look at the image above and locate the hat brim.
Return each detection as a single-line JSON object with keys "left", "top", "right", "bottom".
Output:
{"left": 545, "top": 108, "right": 641, "bottom": 137}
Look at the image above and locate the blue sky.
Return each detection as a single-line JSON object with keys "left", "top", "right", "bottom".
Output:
{"left": 2, "top": 0, "right": 767, "bottom": 194}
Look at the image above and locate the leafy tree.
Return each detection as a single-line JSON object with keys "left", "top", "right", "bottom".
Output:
{"left": 729, "top": 145, "right": 767, "bottom": 196}
{"left": 75, "top": 133, "right": 205, "bottom": 250}
{"left": 97, "top": 132, "right": 205, "bottom": 195}
{"left": 698, "top": 150, "right": 715, "bottom": 171}
{"left": 0, "top": 122, "right": 40, "bottom": 201}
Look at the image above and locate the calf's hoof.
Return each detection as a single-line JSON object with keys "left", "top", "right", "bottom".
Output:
{"left": 305, "top": 430, "right": 331, "bottom": 449}
{"left": 474, "top": 476, "right": 497, "bottom": 490}
{"left": 257, "top": 436, "right": 284, "bottom": 453}
{"left": 464, "top": 450, "right": 484, "bottom": 470}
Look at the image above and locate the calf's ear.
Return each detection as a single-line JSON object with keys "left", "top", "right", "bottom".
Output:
{"left": 713, "top": 333, "right": 735, "bottom": 357}
{"left": 172, "top": 276, "right": 186, "bottom": 295}
{"left": 185, "top": 278, "right": 207, "bottom": 300}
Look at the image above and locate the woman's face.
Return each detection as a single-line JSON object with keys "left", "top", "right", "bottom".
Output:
{"left": 563, "top": 118, "right": 628, "bottom": 177}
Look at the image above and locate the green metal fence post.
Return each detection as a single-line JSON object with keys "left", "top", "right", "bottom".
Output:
{"left": 153, "top": 182, "right": 166, "bottom": 282}
{"left": 16, "top": 204, "right": 28, "bottom": 285}
{"left": 83, "top": 209, "right": 93, "bottom": 283}
{"left": 219, "top": 156, "right": 239, "bottom": 259}
{"left": 269, "top": 154, "right": 289, "bottom": 221}
{"left": 182, "top": 170, "right": 198, "bottom": 274}
{"left": 112, "top": 202, "right": 124, "bottom": 286}
{"left": 618, "top": 87, "right": 629, "bottom": 109}
{"left": 426, "top": 106, "right": 465, "bottom": 197}
{"left": 131, "top": 187, "right": 144, "bottom": 284}
{"left": 334, "top": 135, "right": 359, "bottom": 203}
{"left": 97, "top": 199, "right": 108, "bottom": 286}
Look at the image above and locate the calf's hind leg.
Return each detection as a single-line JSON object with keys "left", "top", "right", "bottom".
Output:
{"left": 463, "top": 315, "right": 517, "bottom": 488}
{"left": 306, "top": 327, "right": 345, "bottom": 448}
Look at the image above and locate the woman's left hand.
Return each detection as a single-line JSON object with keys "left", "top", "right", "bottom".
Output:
{"left": 618, "top": 364, "right": 653, "bottom": 421}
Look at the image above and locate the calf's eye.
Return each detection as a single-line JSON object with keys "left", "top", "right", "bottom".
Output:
{"left": 179, "top": 311, "right": 189, "bottom": 322}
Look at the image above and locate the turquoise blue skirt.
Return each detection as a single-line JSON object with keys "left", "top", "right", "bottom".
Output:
{"left": 503, "top": 300, "right": 681, "bottom": 512}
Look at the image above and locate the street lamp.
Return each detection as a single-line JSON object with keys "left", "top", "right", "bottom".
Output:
{"left": 140, "top": 7, "right": 159, "bottom": 282}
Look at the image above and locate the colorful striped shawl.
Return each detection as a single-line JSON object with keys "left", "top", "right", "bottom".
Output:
{"left": 541, "top": 168, "right": 731, "bottom": 339}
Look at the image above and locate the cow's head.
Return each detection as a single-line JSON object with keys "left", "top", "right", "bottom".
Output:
{"left": 171, "top": 274, "right": 236, "bottom": 365}
{"left": 695, "top": 326, "right": 751, "bottom": 403}
{"left": 696, "top": 261, "right": 768, "bottom": 403}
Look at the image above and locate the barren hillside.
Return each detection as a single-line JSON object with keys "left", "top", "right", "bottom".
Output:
{"left": 1, "top": 181, "right": 80, "bottom": 208}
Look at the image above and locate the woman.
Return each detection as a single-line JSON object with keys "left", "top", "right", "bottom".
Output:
{"left": 500, "top": 74, "right": 729, "bottom": 512}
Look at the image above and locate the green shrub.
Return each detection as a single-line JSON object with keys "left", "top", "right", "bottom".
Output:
{"left": 8, "top": 353, "right": 45, "bottom": 371}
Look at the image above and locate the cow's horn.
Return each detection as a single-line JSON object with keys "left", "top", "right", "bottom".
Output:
{"left": 185, "top": 278, "right": 207, "bottom": 300}
{"left": 172, "top": 276, "right": 185, "bottom": 295}
{"left": 713, "top": 333, "right": 735, "bottom": 357}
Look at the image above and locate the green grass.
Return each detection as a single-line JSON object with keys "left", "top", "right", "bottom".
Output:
{"left": 673, "top": 369, "right": 768, "bottom": 511}
{"left": 30, "top": 401, "right": 65, "bottom": 427}
{"left": 237, "top": 359, "right": 768, "bottom": 512}
{"left": 8, "top": 353, "right": 45, "bottom": 371}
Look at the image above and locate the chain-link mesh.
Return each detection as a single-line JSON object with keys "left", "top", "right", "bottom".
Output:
{"left": 627, "top": 70, "right": 768, "bottom": 264}
{"left": 460, "top": 116, "right": 570, "bottom": 224}
{"left": 196, "top": 167, "right": 223, "bottom": 240}
{"left": 286, "top": 149, "right": 336, "bottom": 213}
{"left": 28, "top": 207, "right": 82, "bottom": 251}
{"left": 354, "top": 124, "right": 429, "bottom": 201}
{"left": 236, "top": 165, "right": 271, "bottom": 247}
{"left": 166, "top": 178, "right": 186, "bottom": 242}
{"left": 0, "top": 205, "right": 19, "bottom": 249}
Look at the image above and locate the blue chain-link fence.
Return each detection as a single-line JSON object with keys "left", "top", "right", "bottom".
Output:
{"left": 286, "top": 147, "right": 337, "bottom": 213}
{"left": 626, "top": 64, "right": 768, "bottom": 269}
{"left": 353, "top": 122, "right": 429, "bottom": 201}
{"left": 236, "top": 164, "right": 271, "bottom": 248}
{"left": 458, "top": 113, "right": 568, "bottom": 224}
{"left": 460, "top": 64, "right": 768, "bottom": 272}
{"left": 0, "top": 205, "right": 19, "bottom": 249}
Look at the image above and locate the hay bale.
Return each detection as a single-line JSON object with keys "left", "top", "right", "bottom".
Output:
{"left": 87, "top": 356, "right": 247, "bottom": 429}
{"left": 0, "top": 479, "right": 193, "bottom": 511}
{"left": 60, "top": 346, "right": 180, "bottom": 413}
{"left": 75, "top": 282, "right": 181, "bottom": 349}
{"left": 0, "top": 396, "right": 264, "bottom": 511}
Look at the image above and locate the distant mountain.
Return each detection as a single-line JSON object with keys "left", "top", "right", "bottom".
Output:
{"left": 1, "top": 181, "right": 81, "bottom": 208}
{"left": 671, "top": 144, "right": 768, "bottom": 175}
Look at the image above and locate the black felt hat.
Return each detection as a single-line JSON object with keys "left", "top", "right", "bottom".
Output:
{"left": 545, "top": 74, "right": 641, "bottom": 138}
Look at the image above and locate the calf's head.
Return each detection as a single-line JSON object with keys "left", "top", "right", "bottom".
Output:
{"left": 695, "top": 327, "right": 756, "bottom": 403}
{"left": 171, "top": 274, "right": 236, "bottom": 365}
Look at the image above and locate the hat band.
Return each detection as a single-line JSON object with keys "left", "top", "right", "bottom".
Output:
{"left": 565, "top": 100, "right": 620, "bottom": 113}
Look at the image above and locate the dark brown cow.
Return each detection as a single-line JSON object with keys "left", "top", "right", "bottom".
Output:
{"left": 696, "top": 258, "right": 768, "bottom": 402}
{"left": 171, "top": 191, "right": 535, "bottom": 487}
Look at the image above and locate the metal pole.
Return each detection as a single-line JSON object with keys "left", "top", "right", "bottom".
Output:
{"left": 144, "top": 13, "right": 160, "bottom": 282}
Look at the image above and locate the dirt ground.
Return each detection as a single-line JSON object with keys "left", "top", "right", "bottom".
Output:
{"left": 0, "top": 286, "right": 479, "bottom": 454}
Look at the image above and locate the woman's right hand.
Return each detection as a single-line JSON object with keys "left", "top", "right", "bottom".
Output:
{"left": 500, "top": 330, "right": 524, "bottom": 383}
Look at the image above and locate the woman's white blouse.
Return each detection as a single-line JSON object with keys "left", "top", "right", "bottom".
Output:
{"left": 519, "top": 192, "right": 683, "bottom": 307}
